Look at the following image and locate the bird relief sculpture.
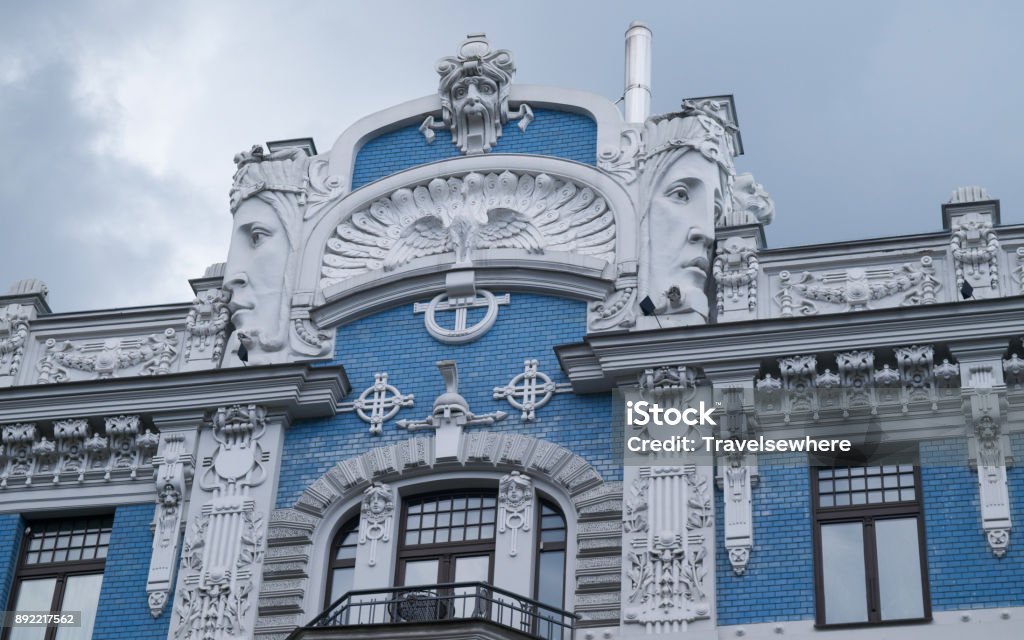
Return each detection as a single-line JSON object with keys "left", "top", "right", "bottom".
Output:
{"left": 320, "top": 171, "right": 616, "bottom": 289}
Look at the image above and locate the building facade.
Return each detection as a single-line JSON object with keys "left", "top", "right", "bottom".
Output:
{"left": 2, "top": 25, "right": 1024, "bottom": 640}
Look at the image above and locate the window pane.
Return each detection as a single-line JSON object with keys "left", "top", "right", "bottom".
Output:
{"left": 402, "top": 559, "right": 439, "bottom": 587}
{"left": 9, "top": 578, "right": 56, "bottom": 640}
{"left": 55, "top": 573, "right": 103, "bottom": 640}
{"left": 453, "top": 555, "right": 491, "bottom": 617}
{"left": 821, "top": 522, "right": 868, "bottom": 624}
{"left": 537, "top": 550, "right": 565, "bottom": 608}
{"left": 875, "top": 518, "right": 925, "bottom": 621}
{"left": 329, "top": 567, "right": 355, "bottom": 604}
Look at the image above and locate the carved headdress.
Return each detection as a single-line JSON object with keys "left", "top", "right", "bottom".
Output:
{"left": 229, "top": 145, "right": 311, "bottom": 248}
{"left": 643, "top": 99, "right": 738, "bottom": 174}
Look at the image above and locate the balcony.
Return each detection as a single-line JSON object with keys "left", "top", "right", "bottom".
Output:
{"left": 289, "top": 582, "right": 577, "bottom": 640}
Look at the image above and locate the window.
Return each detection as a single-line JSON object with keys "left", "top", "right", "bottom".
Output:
{"left": 4, "top": 515, "right": 113, "bottom": 640}
{"left": 812, "top": 463, "right": 930, "bottom": 627}
{"left": 535, "top": 500, "right": 566, "bottom": 609}
{"left": 325, "top": 517, "right": 359, "bottom": 607}
{"left": 396, "top": 491, "right": 497, "bottom": 589}
{"left": 535, "top": 500, "right": 568, "bottom": 639}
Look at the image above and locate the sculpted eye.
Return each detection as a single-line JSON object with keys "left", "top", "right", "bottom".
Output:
{"left": 479, "top": 84, "right": 494, "bottom": 95}
{"left": 249, "top": 227, "right": 271, "bottom": 247}
{"left": 454, "top": 87, "right": 467, "bottom": 99}
{"left": 666, "top": 185, "right": 690, "bottom": 203}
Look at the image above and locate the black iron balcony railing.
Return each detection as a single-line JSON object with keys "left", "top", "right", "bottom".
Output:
{"left": 298, "top": 582, "right": 577, "bottom": 639}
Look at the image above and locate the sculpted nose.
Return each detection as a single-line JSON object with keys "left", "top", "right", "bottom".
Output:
{"left": 687, "top": 226, "right": 713, "bottom": 248}
{"left": 223, "top": 272, "right": 248, "bottom": 292}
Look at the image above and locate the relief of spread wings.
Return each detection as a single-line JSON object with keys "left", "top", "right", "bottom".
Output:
{"left": 322, "top": 171, "right": 616, "bottom": 290}
{"left": 383, "top": 216, "right": 452, "bottom": 271}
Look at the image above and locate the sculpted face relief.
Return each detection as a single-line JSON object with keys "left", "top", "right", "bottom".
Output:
{"left": 223, "top": 146, "right": 310, "bottom": 364}
{"left": 645, "top": 150, "right": 719, "bottom": 319}
{"left": 225, "top": 196, "right": 292, "bottom": 353}
{"left": 422, "top": 33, "right": 532, "bottom": 155}
{"left": 640, "top": 99, "right": 737, "bottom": 325}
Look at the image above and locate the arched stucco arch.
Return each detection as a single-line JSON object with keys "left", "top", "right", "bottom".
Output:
{"left": 256, "top": 432, "right": 623, "bottom": 637}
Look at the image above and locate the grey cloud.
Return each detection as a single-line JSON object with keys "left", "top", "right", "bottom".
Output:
{"left": 0, "top": 1, "right": 1022, "bottom": 311}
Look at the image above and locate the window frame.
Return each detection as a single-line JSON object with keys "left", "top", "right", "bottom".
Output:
{"left": 3, "top": 515, "right": 113, "bottom": 640}
{"left": 324, "top": 516, "right": 360, "bottom": 609}
{"left": 395, "top": 489, "right": 498, "bottom": 587}
{"left": 810, "top": 463, "right": 932, "bottom": 628}
{"left": 533, "top": 498, "right": 567, "bottom": 604}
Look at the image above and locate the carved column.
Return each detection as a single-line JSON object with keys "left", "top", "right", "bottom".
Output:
{"left": 181, "top": 287, "right": 231, "bottom": 371}
{"left": 169, "top": 405, "right": 285, "bottom": 640}
{"left": 705, "top": 364, "right": 760, "bottom": 577}
{"left": 495, "top": 471, "right": 537, "bottom": 605}
{"left": 944, "top": 192, "right": 1002, "bottom": 299}
{"left": 712, "top": 227, "right": 763, "bottom": 323}
{"left": 0, "top": 278, "right": 48, "bottom": 388}
{"left": 953, "top": 345, "right": 1014, "bottom": 557}
{"left": 621, "top": 367, "right": 715, "bottom": 638}
{"left": 146, "top": 415, "right": 198, "bottom": 618}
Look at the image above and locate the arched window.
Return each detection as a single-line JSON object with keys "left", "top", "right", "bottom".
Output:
{"left": 535, "top": 500, "right": 567, "bottom": 608}
{"left": 325, "top": 517, "right": 360, "bottom": 607}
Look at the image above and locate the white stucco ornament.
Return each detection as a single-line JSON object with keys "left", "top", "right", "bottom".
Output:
{"left": 320, "top": 170, "right": 616, "bottom": 289}
{"left": 420, "top": 33, "right": 533, "bottom": 155}
{"left": 638, "top": 99, "right": 738, "bottom": 327}
{"left": 223, "top": 145, "right": 341, "bottom": 365}
{"left": 340, "top": 372, "right": 415, "bottom": 434}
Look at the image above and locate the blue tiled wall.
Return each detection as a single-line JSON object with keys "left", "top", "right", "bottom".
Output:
{"left": 715, "top": 436, "right": 1024, "bottom": 626}
{"left": 351, "top": 108, "right": 597, "bottom": 189}
{"left": 278, "top": 293, "right": 616, "bottom": 509}
{"left": 922, "top": 435, "right": 1024, "bottom": 610}
{"left": 0, "top": 513, "right": 23, "bottom": 609}
{"left": 93, "top": 503, "right": 174, "bottom": 639}
{"left": 715, "top": 451, "right": 816, "bottom": 625}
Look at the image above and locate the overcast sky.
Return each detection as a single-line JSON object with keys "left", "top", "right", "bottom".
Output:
{"left": 1, "top": 1, "right": 1021, "bottom": 312}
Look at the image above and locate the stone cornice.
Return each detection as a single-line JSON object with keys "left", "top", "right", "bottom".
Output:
{"left": 0, "top": 363, "right": 350, "bottom": 423}
{"left": 25, "top": 302, "right": 192, "bottom": 331}
{"left": 759, "top": 222, "right": 1024, "bottom": 259}
{"left": 556, "top": 295, "right": 1024, "bottom": 392}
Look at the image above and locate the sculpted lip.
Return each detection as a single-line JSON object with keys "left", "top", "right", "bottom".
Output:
{"left": 228, "top": 301, "right": 254, "bottom": 322}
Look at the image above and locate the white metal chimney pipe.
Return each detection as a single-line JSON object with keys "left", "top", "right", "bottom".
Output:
{"left": 623, "top": 21, "right": 652, "bottom": 123}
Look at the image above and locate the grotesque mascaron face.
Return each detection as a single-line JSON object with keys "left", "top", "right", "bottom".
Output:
{"left": 224, "top": 196, "right": 292, "bottom": 353}
{"left": 451, "top": 76, "right": 499, "bottom": 121}
{"left": 646, "top": 150, "right": 722, "bottom": 320}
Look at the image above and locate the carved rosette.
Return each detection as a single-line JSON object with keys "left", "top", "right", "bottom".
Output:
{"left": 623, "top": 466, "right": 712, "bottom": 631}
{"left": 498, "top": 471, "right": 533, "bottom": 556}
{"left": 173, "top": 405, "right": 268, "bottom": 640}
{"left": 358, "top": 482, "right": 395, "bottom": 567}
